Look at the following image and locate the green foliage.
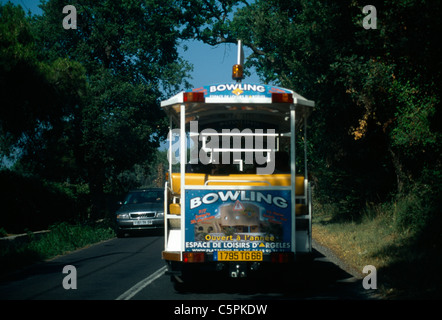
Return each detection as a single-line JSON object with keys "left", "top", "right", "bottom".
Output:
{"left": 1, "top": 1, "right": 194, "bottom": 220}
{"left": 27, "top": 0, "right": 192, "bottom": 207}
{"left": 0, "top": 3, "right": 56, "bottom": 154}
{"left": 392, "top": 169, "right": 442, "bottom": 233}
{"left": 0, "top": 221, "right": 115, "bottom": 276}
{"left": 389, "top": 80, "right": 440, "bottom": 153}
{"left": 27, "top": 221, "right": 114, "bottom": 257}
{"left": 0, "top": 169, "right": 90, "bottom": 233}
{"left": 0, "top": 3, "right": 89, "bottom": 183}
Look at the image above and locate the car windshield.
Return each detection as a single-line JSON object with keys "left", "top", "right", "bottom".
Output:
{"left": 124, "top": 191, "right": 163, "bottom": 204}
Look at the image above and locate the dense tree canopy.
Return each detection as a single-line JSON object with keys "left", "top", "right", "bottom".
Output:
{"left": 180, "top": 0, "right": 441, "bottom": 218}
{"left": 1, "top": 1, "right": 193, "bottom": 218}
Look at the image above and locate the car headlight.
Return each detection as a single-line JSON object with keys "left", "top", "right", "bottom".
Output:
{"left": 116, "top": 213, "right": 129, "bottom": 219}
{"left": 156, "top": 211, "right": 164, "bottom": 218}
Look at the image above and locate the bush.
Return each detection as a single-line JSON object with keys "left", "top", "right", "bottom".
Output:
{"left": 0, "top": 170, "right": 91, "bottom": 233}
{"left": 393, "top": 186, "right": 427, "bottom": 233}
{"left": 0, "top": 221, "right": 115, "bottom": 276}
{"left": 392, "top": 167, "right": 441, "bottom": 234}
{"left": 27, "top": 221, "right": 115, "bottom": 258}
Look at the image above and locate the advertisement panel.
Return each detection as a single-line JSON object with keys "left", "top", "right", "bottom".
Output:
{"left": 191, "top": 83, "right": 293, "bottom": 103}
{"left": 185, "top": 189, "right": 292, "bottom": 253}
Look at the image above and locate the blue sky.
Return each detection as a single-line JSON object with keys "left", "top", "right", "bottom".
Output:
{"left": 2, "top": 0, "right": 261, "bottom": 88}
{"left": 179, "top": 40, "right": 260, "bottom": 88}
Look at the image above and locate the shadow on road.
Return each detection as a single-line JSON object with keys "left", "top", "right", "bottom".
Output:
{"left": 172, "top": 249, "right": 376, "bottom": 299}
{"left": 117, "top": 229, "right": 164, "bottom": 238}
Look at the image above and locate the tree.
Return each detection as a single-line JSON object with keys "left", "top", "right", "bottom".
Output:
{"left": 0, "top": 3, "right": 86, "bottom": 180}
{"left": 183, "top": 0, "right": 441, "bottom": 219}
{"left": 0, "top": 3, "right": 49, "bottom": 160}
{"left": 28, "top": 0, "right": 193, "bottom": 217}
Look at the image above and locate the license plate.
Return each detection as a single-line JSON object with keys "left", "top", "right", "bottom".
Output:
{"left": 133, "top": 220, "right": 153, "bottom": 226}
{"left": 215, "top": 251, "right": 263, "bottom": 261}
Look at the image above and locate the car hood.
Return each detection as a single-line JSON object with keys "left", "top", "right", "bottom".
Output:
{"left": 117, "top": 203, "right": 164, "bottom": 214}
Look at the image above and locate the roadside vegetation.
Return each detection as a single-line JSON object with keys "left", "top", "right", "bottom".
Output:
{"left": 313, "top": 176, "right": 442, "bottom": 299}
{"left": 0, "top": 221, "right": 115, "bottom": 277}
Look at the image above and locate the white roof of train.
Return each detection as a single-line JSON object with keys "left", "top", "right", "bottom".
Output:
{"left": 161, "top": 83, "right": 314, "bottom": 107}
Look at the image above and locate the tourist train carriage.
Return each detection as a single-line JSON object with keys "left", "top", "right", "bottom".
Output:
{"left": 161, "top": 41, "right": 314, "bottom": 285}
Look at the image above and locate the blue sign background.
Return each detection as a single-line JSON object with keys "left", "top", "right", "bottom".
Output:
{"left": 184, "top": 189, "right": 292, "bottom": 253}
{"left": 191, "top": 83, "right": 293, "bottom": 98}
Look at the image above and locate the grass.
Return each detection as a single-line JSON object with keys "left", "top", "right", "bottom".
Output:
{"left": 312, "top": 199, "right": 442, "bottom": 299}
{"left": 313, "top": 203, "right": 401, "bottom": 271}
{"left": 0, "top": 221, "right": 115, "bottom": 277}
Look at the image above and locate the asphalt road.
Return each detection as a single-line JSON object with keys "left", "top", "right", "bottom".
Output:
{"left": 0, "top": 232, "right": 379, "bottom": 301}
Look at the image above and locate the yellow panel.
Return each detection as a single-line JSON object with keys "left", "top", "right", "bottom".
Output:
{"left": 296, "top": 204, "right": 308, "bottom": 216}
{"left": 170, "top": 173, "right": 304, "bottom": 195}
{"left": 162, "top": 251, "right": 181, "bottom": 261}
{"left": 295, "top": 176, "right": 305, "bottom": 196}
{"left": 169, "top": 203, "right": 181, "bottom": 215}
{"left": 171, "top": 173, "right": 206, "bottom": 194}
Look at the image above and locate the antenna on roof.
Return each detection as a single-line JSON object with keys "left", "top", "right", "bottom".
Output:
{"left": 232, "top": 40, "right": 245, "bottom": 82}
{"left": 237, "top": 39, "right": 244, "bottom": 66}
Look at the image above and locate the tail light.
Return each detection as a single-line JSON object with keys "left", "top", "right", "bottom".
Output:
{"left": 183, "top": 92, "right": 205, "bottom": 103}
{"left": 272, "top": 92, "right": 294, "bottom": 103}
{"left": 271, "top": 252, "right": 294, "bottom": 263}
{"left": 183, "top": 252, "right": 205, "bottom": 263}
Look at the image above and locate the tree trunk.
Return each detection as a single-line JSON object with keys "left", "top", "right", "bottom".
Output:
{"left": 87, "top": 167, "right": 105, "bottom": 221}
{"left": 388, "top": 146, "right": 407, "bottom": 193}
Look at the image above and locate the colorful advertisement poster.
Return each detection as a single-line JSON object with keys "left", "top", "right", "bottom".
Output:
{"left": 191, "top": 83, "right": 293, "bottom": 101}
{"left": 184, "top": 189, "right": 292, "bottom": 253}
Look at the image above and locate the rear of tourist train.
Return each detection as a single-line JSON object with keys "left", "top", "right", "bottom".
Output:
{"left": 160, "top": 41, "right": 315, "bottom": 279}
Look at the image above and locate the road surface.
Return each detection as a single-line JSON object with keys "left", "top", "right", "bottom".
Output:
{"left": 0, "top": 232, "right": 379, "bottom": 302}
